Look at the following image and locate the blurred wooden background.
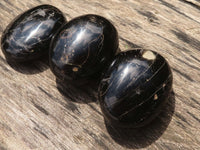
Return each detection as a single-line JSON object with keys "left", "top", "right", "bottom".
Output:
{"left": 0, "top": 0, "right": 200, "bottom": 149}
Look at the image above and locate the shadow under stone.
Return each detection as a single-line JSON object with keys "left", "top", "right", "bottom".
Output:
{"left": 6, "top": 55, "right": 49, "bottom": 75}
{"left": 105, "top": 91, "right": 176, "bottom": 149}
{"left": 56, "top": 73, "right": 102, "bottom": 104}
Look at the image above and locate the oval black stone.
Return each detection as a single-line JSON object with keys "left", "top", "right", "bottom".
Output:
{"left": 98, "top": 49, "right": 173, "bottom": 128}
{"left": 1, "top": 5, "right": 66, "bottom": 62}
{"left": 49, "top": 14, "right": 119, "bottom": 82}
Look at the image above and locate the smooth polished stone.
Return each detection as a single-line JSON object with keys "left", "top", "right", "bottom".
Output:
{"left": 1, "top": 5, "right": 66, "bottom": 62}
{"left": 98, "top": 49, "right": 173, "bottom": 128}
{"left": 49, "top": 14, "right": 119, "bottom": 82}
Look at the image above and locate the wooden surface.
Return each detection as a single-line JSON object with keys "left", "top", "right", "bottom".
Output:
{"left": 0, "top": 0, "right": 200, "bottom": 149}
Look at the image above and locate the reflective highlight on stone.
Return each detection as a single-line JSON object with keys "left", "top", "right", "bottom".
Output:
{"left": 49, "top": 14, "right": 119, "bottom": 82}
{"left": 98, "top": 49, "right": 173, "bottom": 128}
{"left": 1, "top": 5, "right": 66, "bottom": 62}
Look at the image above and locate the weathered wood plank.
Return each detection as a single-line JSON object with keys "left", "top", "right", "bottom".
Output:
{"left": 0, "top": 0, "right": 200, "bottom": 149}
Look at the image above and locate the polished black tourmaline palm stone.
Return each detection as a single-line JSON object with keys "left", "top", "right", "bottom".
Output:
{"left": 49, "top": 14, "right": 119, "bottom": 82}
{"left": 1, "top": 5, "right": 66, "bottom": 62}
{"left": 98, "top": 49, "right": 173, "bottom": 128}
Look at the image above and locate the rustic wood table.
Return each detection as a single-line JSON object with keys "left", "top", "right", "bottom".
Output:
{"left": 0, "top": 0, "right": 200, "bottom": 149}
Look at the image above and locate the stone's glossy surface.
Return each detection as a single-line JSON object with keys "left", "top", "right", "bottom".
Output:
{"left": 98, "top": 49, "right": 173, "bottom": 128}
{"left": 1, "top": 5, "right": 66, "bottom": 62}
{"left": 49, "top": 14, "right": 119, "bottom": 82}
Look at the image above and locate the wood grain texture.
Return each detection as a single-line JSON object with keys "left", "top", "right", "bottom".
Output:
{"left": 0, "top": 0, "right": 200, "bottom": 150}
